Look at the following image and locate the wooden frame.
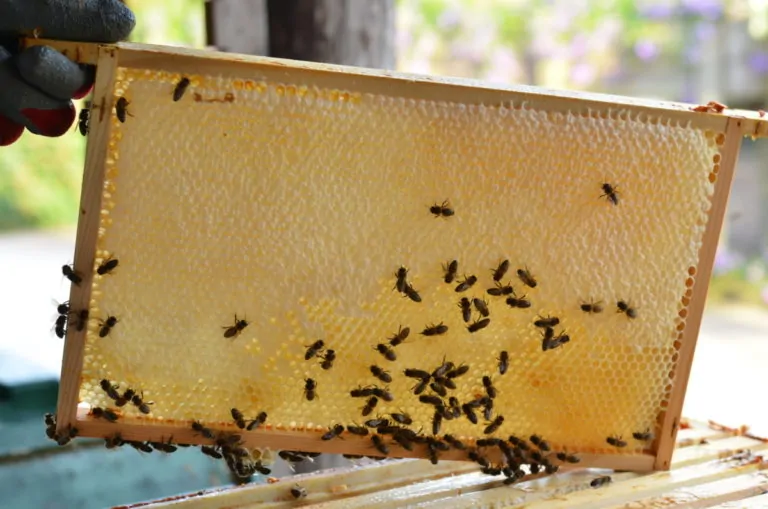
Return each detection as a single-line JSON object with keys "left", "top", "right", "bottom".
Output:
{"left": 25, "top": 38, "right": 757, "bottom": 473}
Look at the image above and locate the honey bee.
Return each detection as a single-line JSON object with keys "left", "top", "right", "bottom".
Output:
{"left": 320, "top": 349, "right": 336, "bottom": 370}
{"left": 497, "top": 351, "right": 509, "bottom": 375}
{"left": 580, "top": 299, "right": 604, "bottom": 314}
{"left": 371, "top": 434, "right": 389, "bottom": 455}
{"left": 492, "top": 259, "right": 510, "bottom": 282}
{"left": 483, "top": 398, "right": 494, "bottom": 421}
{"left": 394, "top": 266, "right": 408, "bottom": 293}
{"left": 115, "top": 97, "right": 130, "bottom": 123}
{"left": 404, "top": 368, "right": 430, "bottom": 380}
{"left": 99, "top": 379, "right": 121, "bottom": 401}
{"left": 173, "top": 77, "right": 191, "bottom": 102}
{"left": 420, "top": 322, "right": 448, "bottom": 336}
{"left": 458, "top": 297, "right": 472, "bottom": 322}
{"left": 446, "top": 364, "right": 469, "bottom": 379}
{"left": 419, "top": 395, "right": 443, "bottom": 407}
{"left": 231, "top": 408, "right": 246, "bottom": 429}
{"left": 390, "top": 412, "right": 412, "bottom": 425}
{"left": 131, "top": 391, "right": 153, "bottom": 414}
{"left": 73, "top": 309, "right": 89, "bottom": 331}
{"left": 96, "top": 257, "right": 119, "bottom": 275}
{"left": 443, "top": 259, "right": 459, "bottom": 283}
{"left": 78, "top": 106, "right": 89, "bottom": 136}
{"left": 530, "top": 434, "right": 550, "bottom": 451}
{"left": 591, "top": 475, "right": 612, "bottom": 488}
{"left": 91, "top": 407, "right": 119, "bottom": 422}
{"left": 191, "top": 420, "right": 215, "bottom": 439}
{"left": 374, "top": 343, "right": 397, "bottom": 361}
{"left": 321, "top": 423, "right": 345, "bottom": 441}
{"left": 600, "top": 183, "right": 619, "bottom": 205}
{"left": 222, "top": 314, "right": 249, "bottom": 338}
{"left": 411, "top": 378, "right": 429, "bottom": 395}
{"left": 392, "top": 431, "right": 414, "bottom": 451}
{"left": 487, "top": 281, "right": 514, "bottom": 296}
{"left": 534, "top": 316, "right": 559, "bottom": 328}
{"left": 429, "top": 199, "right": 454, "bottom": 218}
{"left": 361, "top": 397, "right": 378, "bottom": 416}
{"left": 62, "top": 264, "right": 82, "bottom": 285}
{"left": 346, "top": 424, "right": 369, "bottom": 436}
{"left": 246, "top": 411, "right": 268, "bottom": 431}
{"left": 55, "top": 424, "right": 79, "bottom": 446}
{"left": 304, "top": 339, "right": 325, "bottom": 360}
{"left": 467, "top": 449, "right": 489, "bottom": 467}
{"left": 365, "top": 417, "right": 388, "bottom": 428}
{"left": 606, "top": 435, "right": 627, "bottom": 447}
{"left": 437, "top": 377, "right": 457, "bottom": 390}
{"left": 617, "top": 300, "right": 638, "bottom": 318}
{"left": 303, "top": 378, "right": 317, "bottom": 401}
{"left": 473, "top": 298, "right": 490, "bottom": 317}
{"left": 201, "top": 445, "right": 223, "bottom": 459}
{"left": 350, "top": 386, "right": 376, "bottom": 398}
{"left": 429, "top": 381, "right": 447, "bottom": 397}
{"left": 115, "top": 388, "right": 134, "bottom": 407}
{"left": 388, "top": 326, "right": 410, "bottom": 346}
{"left": 556, "top": 451, "right": 581, "bottom": 463}
{"left": 633, "top": 428, "right": 654, "bottom": 441}
{"left": 483, "top": 415, "right": 504, "bottom": 435}
{"left": 370, "top": 365, "right": 392, "bottom": 383}
{"left": 543, "top": 461, "right": 559, "bottom": 474}
{"left": 482, "top": 376, "right": 497, "bottom": 399}
{"left": 150, "top": 436, "right": 178, "bottom": 453}
{"left": 517, "top": 268, "right": 537, "bottom": 288}
{"left": 371, "top": 387, "right": 394, "bottom": 402}
{"left": 432, "top": 410, "right": 443, "bottom": 435}
{"left": 443, "top": 434, "right": 466, "bottom": 450}
{"left": 433, "top": 359, "right": 454, "bottom": 378}
{"left": 467, "top": 317, "right": 490, "bottom": 333}
{"left": 403, "top": 284, "right": 422, "bottom": 303}
{"left": 128, "top": 440, "right": 154, "bottom": 453}
{"left": 104, "top": 433, "right": 124, "bottom": 449}
{"left": 290, "top": 484, "right": 307, "bottom": 499}
{"left": 54, "top": 314, "right": 67, "bottom": 338}
{"left": 98, "top": 315, "right": 119, "bottom": 338}
{"left": 462, "top": 403, "right": 478, "bottom": 424}
{"left": 506, "top": 295, "right": 531, "bottom": 308}
{"left": 455, "top": 275, "right": 477, "bottom": 293}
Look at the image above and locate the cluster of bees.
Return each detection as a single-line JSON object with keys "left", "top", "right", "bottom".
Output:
{"left": 57, "top": 257, "right": 119, "bottom": 339}
{"left": 193, "top": 415, "right": 272, "bottom": 478}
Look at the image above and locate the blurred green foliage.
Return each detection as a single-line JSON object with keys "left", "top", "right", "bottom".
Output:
{"left": 0, "top": 0, "right": 205, "bottom": 232}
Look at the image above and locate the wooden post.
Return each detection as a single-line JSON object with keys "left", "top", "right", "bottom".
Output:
{"left": 266, "top": 0, "right": 395, "bottom": 68}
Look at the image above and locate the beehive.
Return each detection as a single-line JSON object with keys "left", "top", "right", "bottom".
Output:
{"left": 34, "top": 39, "right": 765, "bottom": 473}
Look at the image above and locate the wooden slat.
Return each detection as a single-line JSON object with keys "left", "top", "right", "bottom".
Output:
{"left": 710, "top": 492, "right": 768, "bottom": 508}
{"left": 20, "top": 38, "right": 768, "bottom": 140}
{"left": 125, "top": 429, "right": 768, "bottom": 508}
{"left": 654, "top": 117, "right": 744, "bottom": 470}
{"left": 54, "top": 45, "right": 119, "bottom": 436}
{"left": 672, "top": 436, "right": 768, "bottom": 468}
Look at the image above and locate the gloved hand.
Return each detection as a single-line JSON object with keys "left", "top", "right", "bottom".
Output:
{"left": 0, "top": 0, "right": 136, "bottom": 146}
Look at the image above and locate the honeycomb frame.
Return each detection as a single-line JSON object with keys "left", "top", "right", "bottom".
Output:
{"left": 30, "top": 38, "right": 764, "bottom": 473}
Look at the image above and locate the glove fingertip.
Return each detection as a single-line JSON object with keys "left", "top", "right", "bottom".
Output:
{"left": 0, "top": 115, "right": 25, "bottom": 146}
{"left": 21, "top": 104, "right": 76, "bottom": 138}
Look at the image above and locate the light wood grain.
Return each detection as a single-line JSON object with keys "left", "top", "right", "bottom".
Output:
{"left": 21, "top": 38, "right": 768, "bottom": 139}
{"left": 55, "top": 46, "right": 119, "bottom": 435}
{"left": 654, "top": 118, "right": 744, "bottom": 470}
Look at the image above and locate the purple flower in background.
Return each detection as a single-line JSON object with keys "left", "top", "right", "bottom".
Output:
{"left": 571, "top": 63, "right": 595, "bottom": 86}
{"left": 640, "top": 3, "right": 674, "bottom": 20}
{"left": 570, "top": 34, "right": 589, "bottom": 59}
{"left": 761, "top": 285, "right": 768, "bottom": 306}
{"left": 681, "top": 0, "right": 723, "bottom": 20}
{"left": 437, "top": 7, "right": 462, "bottom": 31}
{"left": 749, "top": 51, "right": 768, "bottom": 76}
{"left": 713, "top": 248, "right": 741, "bottom": 275}
{"left": 684, "top": 45, "right": 701, "bottom": 64}
{"left": 634, "top": 40, "right": 659, "bottom": 61}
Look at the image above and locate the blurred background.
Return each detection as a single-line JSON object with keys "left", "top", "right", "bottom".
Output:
{"left": 1, "top": 0, "right": 767, "bottom": 507}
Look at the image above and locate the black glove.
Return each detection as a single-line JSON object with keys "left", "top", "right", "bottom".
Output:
{"left": 0, "top": 0, "right": 135, "bottom": 146}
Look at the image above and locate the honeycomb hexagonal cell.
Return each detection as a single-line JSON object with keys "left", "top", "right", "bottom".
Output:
{"left": 76, "top": 65, "right": 722, "bottom": 460}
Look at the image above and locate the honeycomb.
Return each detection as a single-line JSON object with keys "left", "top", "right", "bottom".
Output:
{"left": 74, "top": 64, "right": 724, "bottom": 462}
